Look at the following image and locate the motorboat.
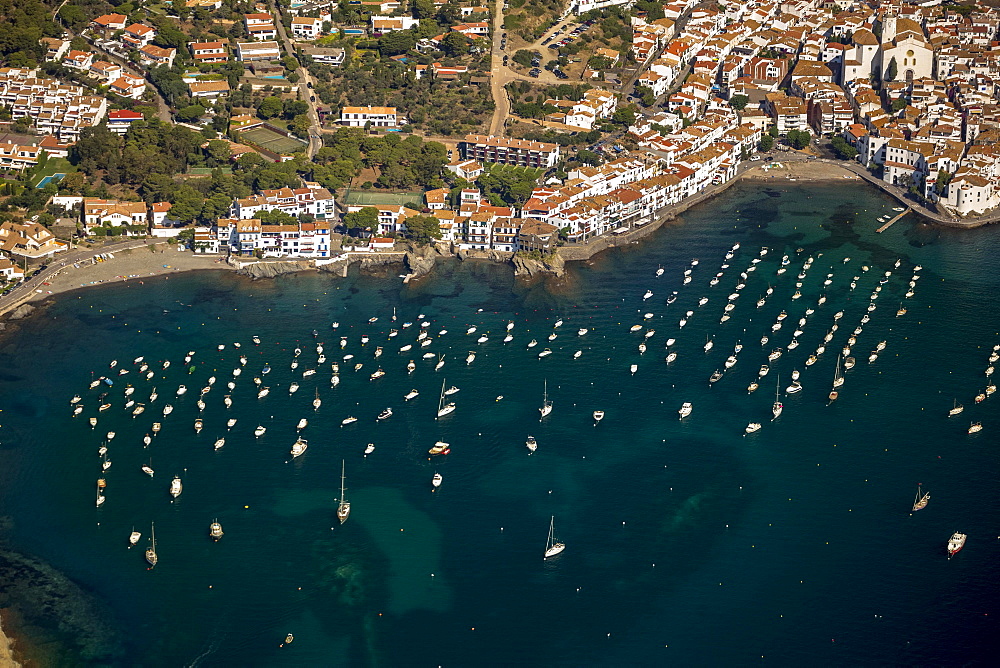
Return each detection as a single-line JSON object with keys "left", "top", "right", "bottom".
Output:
{"left": 290, "top": 437, "right": 308, "bottom": 458}
{"left": 593, "top": 410, "right": 604, "bottom": 423}
{"left": 709, "top": 370, "right": 723, "bottom": 384}
{"left": 678, "top": 402, "right": 692, "bottom": 419}
{"left": 405, "top": 389, "right": 419, "bottom": 401}
{"left": 169, "top": 476, "right": 182, "bottom": 499}
{"left": 370, "top": 368, "right": 385, "bottom": 381}
{"left": 745, "top": 422, "right": 761, "bottom": 434}
{"left": 296, "top": 418, "right": 308, "bottom": 430}
{"left": 364, "top": 443, "right": 375, "bottom": 456}
{"left": 947, "top": 532, "right": 967, "bottom": 558}
{"left": 214, "top": 437, "right": 225, "bottom": 450}
{"left": 526, "top": 435, "right": 537, "bottom": 453}
{"left": 227, "top": 418, "right": 237, "bottom": 430}
{"left": 209, "top": 520, "right": 224, "bottom": 541}
{"left": 725, "top": 355, "right": 738, "bottom": 369}
{"left": 341, "top": 417, "right": 357, "bottom": 426}
{"left": 257, "top": 387, "right": 270, "bottom": 399}
{"left": 630, "top": 363, "right": 638, "bottom": 375}
{"left": 758, "top": 365, "right": 770, "bottom": 377}
{"left": 786, "top": 380, "right": 802, "bottom": 394}
{"left": 428, "top": 441, "right": 451, "bottom": 455}
{"left": 539, "top": 349, "right": 553, "bottom": 358}
{"left": 432, "top": 473, "right": 443, "bottom": 488}
{"left": 666, "top": 352, "right": 678, "bottom": 364}
{"left": 194, "top": 419, "right": 203, "bottom": 434}
{"left": 254, "top": 425, "right": 266, "bottom": 437}
{"left": 630, "top": 324, "right": 643, "bottom": 333}
{"left": 377, "top": 408, "right": 393, "bottom": 421}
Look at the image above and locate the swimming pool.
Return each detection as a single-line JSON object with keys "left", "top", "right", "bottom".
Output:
{"left": 36, "top": 173, "right": 66, "bottom": 188}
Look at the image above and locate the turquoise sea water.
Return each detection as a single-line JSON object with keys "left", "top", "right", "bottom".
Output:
{"left": 1, "top": 182, "right": 999, "bottom": 665}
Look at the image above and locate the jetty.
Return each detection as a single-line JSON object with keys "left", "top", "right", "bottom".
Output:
{"left": 876, "top": 209, "right": 910, "bottom": 233}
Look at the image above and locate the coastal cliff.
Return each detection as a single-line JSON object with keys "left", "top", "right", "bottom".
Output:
{"left": 511, "top": 251, "right": 565, "bottom": 278}
{"left": 233, "top": 260, "right": 312, "bottom": 279}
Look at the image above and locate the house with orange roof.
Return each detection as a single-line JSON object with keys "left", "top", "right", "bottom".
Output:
{"left": 340, "top": 106, "right": 401, "bottom": 127}
{"left": 0, "top": 221, "right": 67, "bottom": 258}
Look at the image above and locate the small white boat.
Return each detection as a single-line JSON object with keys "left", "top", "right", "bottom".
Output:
{"left": 538, "top": 349, "right": 552, "bottom": 358}
{"left": 745, "top": 422, "right": 761, "bottom": 434}
{"left": 466, "top": 326, "right": 477, "bottom": 335}
{"left": 678, "top": 402, "right": 692, "bottom": 419}
{"left": 214, "top": 437, "right": 225, "bottom": 450}
{"left": 341, "top": 417, "right": 358, "bottom": 426}
{"left": 666, "top": 338, "right": 676, "bottom": 347}
{"left": 629, "top": 324, "right": 643, "bottom": 333}
{"left": 169, "top": 476, "right": 182, "bottom": 498}
{"left": 578, "top": 328, "right": 588, "bottom": 336}
{"left": 466, "top": 352, "right": 476, "bottom": 365}
{"left": 254, "top": 425, "right": 266, "bottom": 437}
{"left": 257, "top": 387, "right": 270, "bottom": 399}
{"left": 968, "top": 422, "right": 982, "bottom": 434}
{"left": 364, "top": 443, "right": 375, "bottom": 456}
{"left": 630, "top": 364, "right": 638, "bottom": 375}
{"left": 643, "top": 290, "right": 653, "bottom": 300}
{"left": 176, "top": 385, "right": 187, "bottom": 396}
{"left": 377, "top": 407, "right": 393, "bottom": 421}
{"left": 593, "top": 410, "right": 604, "bottom": 423}
{"left": 405, "top": 389, "right": 419, "bottom": 400}
{"left": 290, "top": 437, "right": 308, "bottom": 458}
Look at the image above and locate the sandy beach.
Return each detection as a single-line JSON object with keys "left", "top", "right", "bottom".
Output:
{"left": 26, "top": 244, "right": 230, "bottom": 303}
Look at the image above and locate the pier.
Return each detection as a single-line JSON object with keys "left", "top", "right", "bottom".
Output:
{"left": 876, "top": 209, "right": 910, "bottom": 233}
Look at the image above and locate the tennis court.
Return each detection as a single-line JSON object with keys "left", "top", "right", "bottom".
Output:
{"left": 240, "top": 126, "right": 307, "bottom": 154}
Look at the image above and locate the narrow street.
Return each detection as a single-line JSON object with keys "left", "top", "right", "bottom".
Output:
{"left": 269, "top": 0, "right": 322, "bottom": 158}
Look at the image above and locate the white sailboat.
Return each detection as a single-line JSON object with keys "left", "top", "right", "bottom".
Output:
{"left": 772, "top": 376, "right": 783, "bottom": 420}
{"left": 145, "top": 522, "right": 157, "bottom": 568}
{"left": 544, "top": 516, "right": 565, "bottom": 559}
{"left": 436, "top": 379, "right": 456, "bottom": 418}
{"left": 337, "top": 460, "right": 350, "bottom": 524}
{"left": 539, "top": 379, "right": 553, "bottom": 419}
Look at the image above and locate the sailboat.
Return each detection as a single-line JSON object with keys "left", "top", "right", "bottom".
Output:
{"left": 772, "top": 376, "right": 783, "bottom": 420}
{"left": 829, "top": 356, "right": 842, "bottom": 402}
{"left": 436, "top": 379, "right": 456, "bottom": 418}
{"left": 911, "top": 485, "right": 930, "bottom": 513}
{"left": 544, "top": 516, "right": 565, "bottom": 559}
{"left": 145, "top": 522, "right": 158, "bottom": 568}
{"left": 947, "top": 399, "right": 963, "bottom": 417}
{"left": 539, "top": 379, "right": 553, "bottom": 419}
{"left": 337, "top": 460, "right": 350, "bottom": 524}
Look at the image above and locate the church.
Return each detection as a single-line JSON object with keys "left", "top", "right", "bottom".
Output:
{"left": 838, "top": 15, "right": 933, "bottom": 86}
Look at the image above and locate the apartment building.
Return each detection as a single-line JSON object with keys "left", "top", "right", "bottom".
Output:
{"left": 229, "top": 184, "right": 337, "bottom": 220}
{"left": 461, "top": 135, "right": 560, "bottom": 168}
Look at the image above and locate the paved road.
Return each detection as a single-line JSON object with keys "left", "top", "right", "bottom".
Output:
{"left": 0, "top": 240, "right": 160, "bottom": 317}
{"left": 269, "top": 0, "right": 322, "bottom": 158}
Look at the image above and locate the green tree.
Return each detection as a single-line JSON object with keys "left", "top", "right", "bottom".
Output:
{"left": 169, "top": 185, "right": 205, "bottom": 223}
{"left": 787, "top": 129, "right": 811, "bottom": 150}
{"left": 257, "top": 96, "right": 284, "bottom": 119}
{"left": 611, "top": 106, "right": 636, "bottom": 127}
{"left": 411, "top": 0, "right": 435, "bottom": 19}
{"left": 403, "top": 214, "right": 441, "bottom": 242}
{"left": 885, "top": 56, "right": 898, "bottom": 82}
{"left": 206, "top": 140, "right": 232, "bottom": 164}
{"left": 891, "top": 97, "right": 907, "bottom": 112}
{"left": 830, "top": 136, "right": 858, "bottom": 160}
{"left": 342, "top": 206, "right": 380, "bottom": 234}
{"left": 176, "top": 104, "right": 207, "bottom": 123}
{"left": 512, "top": 49, "right": 533, "bottom": 67}
{"left": 378, "top": 30, "right": 416, "bottom": 56}
{"left": 729, "top": 94, "right": 750, "bottom": 111}
{"left": 759, "top": 134, "right": 775, "bottom": 152}
{"left": 440, "top": 31, "right": 471, "bottom": 57}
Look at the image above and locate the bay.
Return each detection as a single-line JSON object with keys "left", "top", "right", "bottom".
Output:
{"left": 1, "top": 181, "right": 998, "bottom": 665}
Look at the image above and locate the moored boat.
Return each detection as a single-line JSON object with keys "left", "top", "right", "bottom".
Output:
{"left": 911, "top": 486, "right": 930, "bottom": 512}
{"left": 947, "top": 531, "right": 966, "bottom": 558}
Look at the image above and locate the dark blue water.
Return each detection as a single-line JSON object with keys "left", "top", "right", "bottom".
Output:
{"left": 1, "top": 182, "right": 998, "bottom": 666}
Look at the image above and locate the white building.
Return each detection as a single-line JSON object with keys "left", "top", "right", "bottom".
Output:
{"left": 340, "top": 106, "right": 401, "bottom": 128}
